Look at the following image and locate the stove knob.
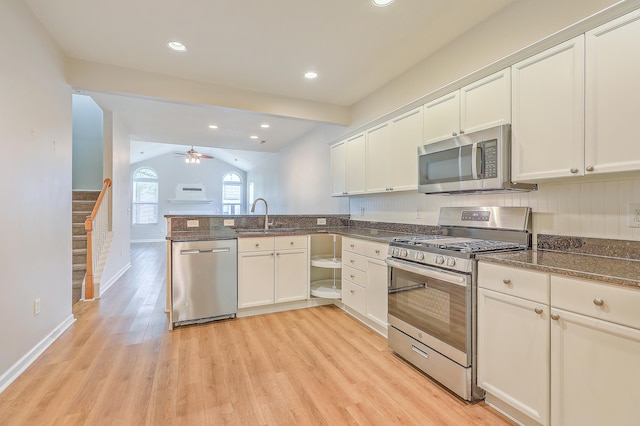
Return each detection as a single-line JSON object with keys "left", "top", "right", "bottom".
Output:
{"left": 415, "top": 252, "right": 425, "bottom": 261}
{"left": 446, "top": 258, "right": 456, "bottom": 267}
{"left": 393, "top": 248, "right": 400, "bottom": 256}
{"left": 401, "top": 249, "right": 409, "bottom": 257}
{"left": 435, "top": 255, "right": 445, "bottom": 265}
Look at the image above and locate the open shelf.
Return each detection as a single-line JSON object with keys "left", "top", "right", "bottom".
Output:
{"left": 310, "top": 255, "right": 341, "bottom": 269}
{"left": 310, "top": 279, "right": 342, "bottom": 299}
{"left": 309, "top": 234, "right": 342, "bottom": 300}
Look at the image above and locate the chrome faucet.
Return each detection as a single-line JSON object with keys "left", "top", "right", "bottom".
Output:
{"left": 250, "top": 198, "right": 270, "bottom": 230}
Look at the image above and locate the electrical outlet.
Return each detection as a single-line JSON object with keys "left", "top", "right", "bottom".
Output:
{"left": 416, "top": 208, "right": 422, "bottom": 219}
{"left": 34, "top": 298, "right": 40, "bottom": 316}
{"left": 317, "top": 218, "right": 327, "bottom": 225}
{"left": 360, "top": 207, "right": 365, "bottom": 216}
{"left": 628, "top": 204, "right": 640, "bottom": 228}
{"left": 223, "top": 219, "right": 235, "bottom": 226}
{"left": 187, "top": 220, "right": 199, "bottom": 228}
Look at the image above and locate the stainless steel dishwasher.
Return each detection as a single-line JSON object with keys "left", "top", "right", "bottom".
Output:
{"left": 171, "top": 239, "right": 237, "bottom": 327}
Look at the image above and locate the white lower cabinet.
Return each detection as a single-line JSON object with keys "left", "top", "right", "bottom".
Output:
{"left": 238, "top": 236, "right": 308, "bottom": 309}
{"left": 478, "top": 261, "right": 640, "bottom": 425}
{"left": 550, "top": 275, "right": 640, "bottom": 426}
{"left": 478, "top": 262, "right": 550, "bottom": 425}
{"left": 342, "top": 237, "right": 388, "bottom": 335}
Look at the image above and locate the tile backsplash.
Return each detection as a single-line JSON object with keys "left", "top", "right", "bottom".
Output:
{"left": 349, "top": 176, "right": 640, "bottom": 241}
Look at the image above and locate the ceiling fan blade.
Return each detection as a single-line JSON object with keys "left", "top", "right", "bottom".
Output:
{"left": 198, "top": 154, "right": 214, "bottom": 159}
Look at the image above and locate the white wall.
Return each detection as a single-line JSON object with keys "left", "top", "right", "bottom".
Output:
{"left": 247, "top": 125, "right": 348, "bottom": 214}
{"left": 72, "top": 94, "right": 103, "bottom": 190}
{"left": 99, "top": 112, "right": 132, "bottom": 294}
{"left": 130, "top": 154, "right": 247, "bottom": 241}
{"left": 0, "top": 0, "right": 74, "bottom": 390}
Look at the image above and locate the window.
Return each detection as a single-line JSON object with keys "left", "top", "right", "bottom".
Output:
{"left": 222, "top": 172, "right": 242, "bottom": 215}
{"left": 132, "top": 167, "right": 158, "bottom": 224}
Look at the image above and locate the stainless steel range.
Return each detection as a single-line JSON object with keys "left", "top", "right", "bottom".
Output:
{"left": 386, "top": 206, "right": 531, "bottom": 401}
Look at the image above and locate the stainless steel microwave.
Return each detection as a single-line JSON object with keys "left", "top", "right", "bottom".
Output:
{"left": 417, "top": 124, "right": 537, "bottom": 195}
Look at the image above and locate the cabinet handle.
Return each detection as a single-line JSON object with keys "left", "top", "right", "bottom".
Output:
{"left": 570, "top": 167, "right": 579, "bottom": 174}
{"left": 593, "top": 298, "right": 604, "bottom": 306}
{"left": 534, "top": 307, "right": 543, "bottom": 315}
{"left": 350, "top": 290, "right": 355, "bottom": 294}
{"left": 502, "top": 278, "right": 511, "bottom": 285}
{"left": 350, "top": 274, "right": 355, "bottom": 279}
{"left": 551, "top": 313, "right": 560, "bottom": 321}
{"left": 343, "top": 192, "right": 348, "bottom": 195}
{"left": 586, "top": 165, "right": 594, "bottom": 172}
{"left": 389, "top": 187, "right": 393, "bottom": 191}
{"left": 350, "top": 259, "right": 355, "bottom": 263}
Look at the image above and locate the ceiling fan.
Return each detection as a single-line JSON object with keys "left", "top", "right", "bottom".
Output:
{"left": 175, "top": 146, "right": 214, "bottom": 164}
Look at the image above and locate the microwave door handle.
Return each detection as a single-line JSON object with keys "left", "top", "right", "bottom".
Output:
{"left": 471, "top": 143, "right": 479, "bottom": 179}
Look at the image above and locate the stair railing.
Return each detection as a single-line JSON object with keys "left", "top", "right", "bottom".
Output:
{"left": 84, "top": 178, "right": 112, "bottom": 300}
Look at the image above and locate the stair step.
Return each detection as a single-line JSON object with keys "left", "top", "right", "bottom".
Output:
{"left": 72, "top": 224, "right": 87, "bottom": 236}
{"left": 73, "top": 269, "right": 86, "bottom": 281}
{"left": 72, "top": 191, "right": 101, "bottom": 201}
{"left": 72, "top": 212, "right": 90, "bottom": 224}
{"left": 72, "top": 200, "right": 96, "bottom": 211}
{"left": 73, "top": 237, "right": 87, "bottom": 249}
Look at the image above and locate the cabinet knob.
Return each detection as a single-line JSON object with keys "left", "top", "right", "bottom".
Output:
{"left": 586, "top": 165, "right": 594, "bottom": 172}
{"left": 350, "top": 290, "right": 355, "bottom": 294}
{"left": 551, "top": 313, "right": 560, "bottom": 321}
{"left": 459, "top": 130, "right": 465, "bottom": 134}
{"left": 343, "top": 192, "right": 348, "bottom": 195}
{"left": 290, "top": 241, "right": 294, "bottom": 245}
{"left": 350, "top": 259, "right": 355, "bottom": 263}
{"left": 593, "top": 298, "right": 604, "bottom": 306}
{"left": 350, "top": 244, "right": 355, "bottom": 248}
{"left": 375, "top": 249, "right": 380, "bottom": 254}
{"left": 570, "top": 168, "right": 579, "bottom": 174}
{"left": 350, "top": 274, "right": 355, "bottom": 279}
{"left": 255, "top": 244, "right": 260, "bottom": 247}
{"left": 452, "top": 132, "right": 458, "bottom": 136}
{"left": 389, "top": 187, "right": 393, "bottom": 191}
{"left": 534, "top": 307, "right": 543, "bottom": 315}
{"left": 502, "top": 278, "right": 512, "bottom": 285}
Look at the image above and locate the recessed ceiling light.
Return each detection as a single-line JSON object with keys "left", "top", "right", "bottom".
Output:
{"left": 372, "top": 0, "right": 394, "bottom": 6}
{"left": 260, "top": 124, "right": 270, "bottom": 128}
{"left": 304, "top": 71, "right": 318, "bottom": 79}
{"left": 167, "top": 41, "right": 187, "bottom": 52}
{"left": 250, "top": 135, "right": 259, "bottom": 139}
{"left": 208, "top": 124, "right": 218, "bottom": 129}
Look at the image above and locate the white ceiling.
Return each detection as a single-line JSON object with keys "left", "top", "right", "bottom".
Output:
{"left": 26, "top": 0, "right": 515, "bottom": 170}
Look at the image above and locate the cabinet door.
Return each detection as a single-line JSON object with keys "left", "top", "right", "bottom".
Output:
{"left": 511, "top": 36, "right": 585, "bottom": 182}
{"left": 365, "top": 258, "right": 388, "bottom": 330}
{"left": 345, "top": 132, "right": 366, "bottom": 194}
{"left": 330, "top": 141, "right": 346, "bottom": 196}
{"left": 585, "top": 10, "right": 640, "bottom": 175}
{"left": 460, "top": 68, "right": 511, "bottom": 134}
{"left": 423, "top": 91, "right": 460, "bottom": 144}
{"left": 238, "top": 251, "right": 274, "bottom": 308}
{"left": 550, "top": 308, "right": 640, "bottom": 426}
{"left": 275, "top": 249, "right": 308, "bottom": 303}
{"left": 365, "top": 122, "right": 390, "bottom": 193}
{"left": 388, "top": 107, "right": 422, "bottom": 192}
{"left": 478, "top": 289, "right": 550, "bottom": 425}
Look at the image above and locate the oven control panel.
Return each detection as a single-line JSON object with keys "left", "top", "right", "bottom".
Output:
{"left": 389, "top": 246, "right": 472, "bottom": 273}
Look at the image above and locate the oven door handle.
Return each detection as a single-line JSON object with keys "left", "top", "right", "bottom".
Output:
{"left": 385, "top": 257, "right": 468, "bottom": 287}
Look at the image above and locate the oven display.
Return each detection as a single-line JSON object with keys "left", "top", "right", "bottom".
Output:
{"left": 461, "top": 210, "right": 491, "bottom": 221}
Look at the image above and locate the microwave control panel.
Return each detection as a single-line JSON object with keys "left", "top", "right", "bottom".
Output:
{"left": 481, "top": 140, "right": 498, "bottom": 178}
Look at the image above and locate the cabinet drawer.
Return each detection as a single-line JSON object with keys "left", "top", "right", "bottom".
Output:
{"left": 343, "top": 280, "right": 366, "bottom": 315}
{"left": 478, "top": 262, "right": 549, "bottom": 303}
{"left": 343, "top": 251, "right": 366, "bottom": 271}
{"left": 275, "top": 235, "right": 308, "bottom": 250}
{"left": 366, "top": 241, "right": 389, "bottom": 261}
{"left": 238, "top": 237, "right": 275, "bottom": 252}
{"left": 551, "top": 275, "right": 640, "bottom": 329}
{"left": 343, "top": 237, "right": 366, "bottom": 255}
{"left": 343, "top": 265, "right": 366, "bottom": 287}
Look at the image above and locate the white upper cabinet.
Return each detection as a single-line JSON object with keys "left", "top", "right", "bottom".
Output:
{"left": 424, "top": 68, "right": 511, "bottom": 144}
{"left": 330, "top": 132, "right": 366, "bottom": 196}
{"left": 330, "top": 140, "right": 346, "bottom": 196}
{"left": 511, "top": 36, "right": 585, "bottom": 182}
{"left": 585, "top": 9, "right": 640, "bottom": 175}
{"left": 365, "top": 107, "right": 423, "bottom": 194}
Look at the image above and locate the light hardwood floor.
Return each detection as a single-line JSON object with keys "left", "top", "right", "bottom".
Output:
{"left": 0, "top": 242, "right": 514, "bottom": 425}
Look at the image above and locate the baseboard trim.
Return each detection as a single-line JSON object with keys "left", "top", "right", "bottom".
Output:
{"left": 130, "top": 239, "right": 166, "bottom": 243}
{"left": 0, "top": 314, "right": 76, "bottom": 394}
{"left": 98, "top": 263, "right": 132, "bottom": 297}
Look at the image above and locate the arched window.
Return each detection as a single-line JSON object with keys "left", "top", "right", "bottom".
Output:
{"left": 132, "top": 167, "right": 159, "bottom": 224}
{"left": 222, "top": 172, "right": 242, "bottom": 215}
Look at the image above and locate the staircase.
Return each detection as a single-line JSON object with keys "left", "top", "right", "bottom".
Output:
{"left": 72, "top": 190, "right": 100, "bottom": 304}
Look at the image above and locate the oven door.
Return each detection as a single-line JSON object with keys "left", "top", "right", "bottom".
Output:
{"left": 386, "top": 257, "right": 472, "bottom": 366}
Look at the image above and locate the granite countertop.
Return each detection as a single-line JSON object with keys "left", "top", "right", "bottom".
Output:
{"left": 478, "top": 250, "right": 640, "bottom": 289}
{"left": 167, "top": 226, "right": 410, "bottom": 243}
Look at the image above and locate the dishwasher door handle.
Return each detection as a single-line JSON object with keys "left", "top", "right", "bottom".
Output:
{"left": 180, "top": 247, "right": 231, "bottom": 255}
